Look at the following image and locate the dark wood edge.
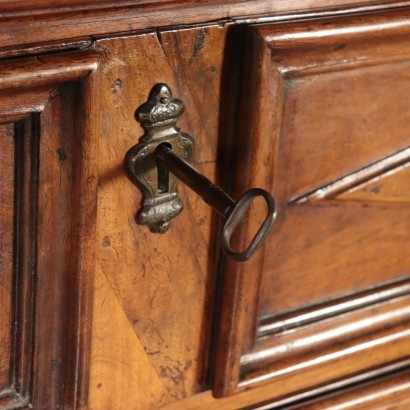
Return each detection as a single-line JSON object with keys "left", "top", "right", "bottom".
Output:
{"left": 10, "top": 115, "right": 39, "bottom": 407}
{"left": 63, "top": 64, "right": 100, "bottom": 409}
{"left": 0, "top": 0, "right": 403, "bottom": 17}
{"left": 241, "top": 293, "right": 410, "bottom": 378}
{"left": 0, "top": 0, "right": 407, "bottom": 15}
{"left": 259, "top": 277, "right": 410, "bottom": 336}
{"left": 256, "top": 7, "right": 410, "bottom": 50}
{"left": 0, "top": 39, "right": 93, "bottom": 61}
{"left": 0, "top": 50, "right": 99, "bottom": 91}
{"left": 285, "top": 365, "right": 410, "bottom": 410}
{"left": 0, "top": 1, "right": 410, "bottom": 50}
{"left": 242, "top": 359, "right": 410, "bottom": 409}
{"left": 213, "top": 26, "right": 284, "bottom": 397}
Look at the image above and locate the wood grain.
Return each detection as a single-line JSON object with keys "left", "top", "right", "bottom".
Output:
{"left": 0, "top": 50, "right": 99, "bottom": 410}
{"left": 295, "top": 147, "right": 410, "bottom": 203}
{"left": 0, "top": 0, "right": 408, "bottom": 50}
{"left": 338, "top": 162, "right": 410, "bottom": 202}
{"left": 88, "top": 24, "right": 233, "bottom": 409}
{"left": 1, "top": 1, "right": 409, "bottom": 409}
{"left": 0, "top": 50, "right": 98, "bottom": 91}
{"left": 161, "top": 361, "right": 410, "bottom": 409}
{"left": 286, "top": 368, "right": 410, "bottom": 410}
{"left": 241, "top": 295, "right": 410, "bottom": 383}
{"left": 0, "top": 124, "right": 14, "bottom": 389}
{"left": 214, "top": 9, "right": 410, "bottom": 398}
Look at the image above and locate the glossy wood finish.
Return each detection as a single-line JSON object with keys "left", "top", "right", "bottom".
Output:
{"left": 0, "top": 50, "right": 99, "bottom": 409}
{"left": 286, "top": 368, "right": 410, "bottom": 410}
{"left": 88, "top": 25, "right": 237, "bottom": 409}
{"left": 0, "top": 2, "right": 409, "bottom": 410}
{"left": 0, "top": 0, "right": 409, "bottom": 51}
{"left": 0, "top": 125, "right": 14, "bottom": 390}
{"left": 214, "top": 8, "right": 410, "bottom": 398}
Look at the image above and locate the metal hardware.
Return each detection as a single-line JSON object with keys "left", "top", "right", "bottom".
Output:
{"left": 124, "top": 83, "right": 193, "bottom": 233}
{"left": 124, "top": 83, "right": 277, "bottom": 261}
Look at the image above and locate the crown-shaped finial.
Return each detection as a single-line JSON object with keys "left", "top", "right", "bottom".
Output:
{"left": 135, "top": 83, "right": 184, "bottom": 129}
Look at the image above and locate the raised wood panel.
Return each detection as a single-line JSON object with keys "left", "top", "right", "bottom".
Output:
{"left": 280, "top": 67, "right": 410, "bottom": 201}
{"left": 257, "top": 12, "right": 410, "bottom": 317}
{"left": 295, "top": 147, "right": 410, "bottom": 202}
{"left": 260, "top": 204, "right": 409, "bottom": 313}
{"left": 214, "top": 9, "right": 410, "bottom": 399}
{"left": 0, "top": 50, "right": 99, "bottom": 409}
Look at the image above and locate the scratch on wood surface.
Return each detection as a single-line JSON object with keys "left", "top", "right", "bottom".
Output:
{"left": 102, "top": 56, "right": 126, "bottom": 75}
{"left": 189, "top": 28, "right": 207, "bottom": 64}
{"left": 155, "top": 29, "right": 176, "bottom": 76}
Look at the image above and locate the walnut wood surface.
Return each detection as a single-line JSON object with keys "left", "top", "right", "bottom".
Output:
{"left": 89, "top": 10, "right": 410, "bottom": 409}
{"left": 0, "top": 52, "right": 98, "bottom": 91}
{"left": 88, "top": 25, "right": 232, "bottom": 409}
{"left": 0, "top": 1, "right": 409, "bottom": 409}
{"left": 161, "top": 361, "right": 410, "bottom": 409}
{"left": 338, "top": 162, "right": 410, "bottom": 202}
{"left": 0, "top": 124, "right": 14, "bottom": 389}
{"left": 256, "top": 7, "right": 410, "bottom": 319}
{"left": 214, "top": 8, "right": 410, "bottom": 398}
{"left": 0, "top": 0, "right": 409, "bottom": 51}
{"left": 0, "top": 50, "right": 99, "bottom": 409}
{"left": 286, "top": 367, "right": 410, "bottom": 410}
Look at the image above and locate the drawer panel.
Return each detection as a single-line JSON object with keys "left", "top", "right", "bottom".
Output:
{"left": 214, "top": 9, "right": 410, "bottom": 400}
{"left": 261, "top": 204, "right": 410, "bottom": 314}
{"left": 274, "top": 60, "right": 410, "bottom": 201}
{"left": 257, "top": 14, "right": 410, "bottom": 314}
{"left": 0, "top": 51, "right": 99, "bottom": 409}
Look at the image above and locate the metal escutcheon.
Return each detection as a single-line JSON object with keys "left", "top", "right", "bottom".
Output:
{"left": 124, "top": 83, "right": 277, "bottom": 261}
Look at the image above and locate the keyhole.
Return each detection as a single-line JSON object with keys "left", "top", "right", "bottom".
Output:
{"left": 156, "top": 143, "right": 172, "bottom": 193}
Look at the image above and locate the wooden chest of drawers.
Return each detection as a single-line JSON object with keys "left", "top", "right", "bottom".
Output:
{"left": 0, "top": 1, "right": 409, "bottom": 409}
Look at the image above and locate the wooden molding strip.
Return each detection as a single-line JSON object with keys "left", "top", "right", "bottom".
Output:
{"left": 247, "top": 361, "right": 410, "bottom": 409}
{"left": 238, "top": 294, "right": 410, "bottom": 392}
{"left": 261, "top": 7, "right": 410, "bottom": 50}
{"left": 0, "top": 1, "right": 410, "bottom": 50}
{"left": 258, "top": 278, "right": 410, "bottom": 337}
{"left": 0, "top": 50, "right": 99, "bottom": 91}
{"left": 292, "top": 146, "right": 410, "bottom": 203}
{"left": 285, "top": 366, "right": 410, "bottom": 410}
{"left": 0, "top": 38, "right": 93, "bottom": 60}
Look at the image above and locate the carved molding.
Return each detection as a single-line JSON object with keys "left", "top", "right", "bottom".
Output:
{"left": 0, "top": 1, "right": 407, "bottom": 52}
{"left": 292, "top": 147, "right": 410, "bottom": 203}
{"left": 0, "top": 50, "right": 99, "bottom": 410}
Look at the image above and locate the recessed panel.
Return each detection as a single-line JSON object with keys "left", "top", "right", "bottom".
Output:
{"left": 0, "top": 124, "right": 14, "bottom": 388}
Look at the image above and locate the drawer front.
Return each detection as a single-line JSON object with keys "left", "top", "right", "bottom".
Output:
{"left": 0, "top": 51, "right": 99, "bottom": 409}
{"left": 214, "top": 9, "right": 410, "bottom": 399}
